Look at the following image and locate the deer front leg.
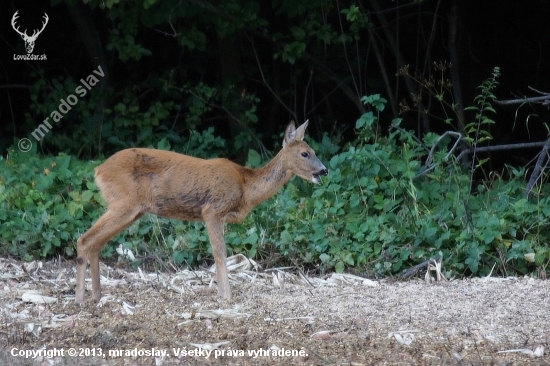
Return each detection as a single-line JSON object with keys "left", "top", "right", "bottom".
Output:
{"left": 204, "top": 216, "right": 231, "bottom": 299}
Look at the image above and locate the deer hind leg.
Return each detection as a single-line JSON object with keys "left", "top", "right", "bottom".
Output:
{"left": 203, "top": 216, "right": 231, "bottom": 299}
{"left": 75, "top": 205, "right": 143, "bottom": 304}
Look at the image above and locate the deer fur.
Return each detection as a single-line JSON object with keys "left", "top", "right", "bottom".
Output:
{"left": 75, "top": 121, "right": 328, "bottom": 304}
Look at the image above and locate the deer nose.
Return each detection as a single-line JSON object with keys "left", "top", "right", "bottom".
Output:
{"left": 318, "top": 168, "right": 329, "bottom": 176}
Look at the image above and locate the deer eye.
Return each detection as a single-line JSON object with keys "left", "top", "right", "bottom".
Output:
{"left": 301, "top": 152, "right": 310, "bottom": 158}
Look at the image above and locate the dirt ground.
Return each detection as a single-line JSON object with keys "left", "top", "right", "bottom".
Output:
{"left": 1, "top": 256, "right": 549, "bottom": 366}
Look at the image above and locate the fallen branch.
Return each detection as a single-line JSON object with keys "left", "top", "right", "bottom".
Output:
{"left": 456, "top": 141, "right": 547, "bottom": 162}
{"left": 525, "top": 138, "right": 550, "bottom": 197}
{"left": 415, "top": 131, "right": 463, "bottom": 179}
{"left": 401, "top": 254, "right": 442, "bottom": 279}
{"left": 494, "top": 86, "right": 550, "bottom": 106}
{"left": 449, "top": 139, "right": 549, "bottom": 197}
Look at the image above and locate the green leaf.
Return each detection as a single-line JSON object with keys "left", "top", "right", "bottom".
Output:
{"left": 247, "top": 150, "right": 262, "bottom": 168}
{"left": 81, "top": 190, "right": 94, "bottom": 202}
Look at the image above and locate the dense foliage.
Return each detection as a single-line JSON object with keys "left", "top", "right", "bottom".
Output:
{"left": 4, "top": 0, "right": 550, "bottom": 162}
{"left": 2, "top": 1, "right": 550, "bottom": 278}
{"left": 2, "top": 75, "right": 549, "bottom": 278}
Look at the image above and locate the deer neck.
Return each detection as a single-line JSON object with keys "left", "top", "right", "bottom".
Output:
{"left": 245, "top": 150, "right": 293, "bottom": 207}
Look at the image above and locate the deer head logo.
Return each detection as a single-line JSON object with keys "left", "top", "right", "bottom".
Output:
{"left": 11, "top": 11, "right": 49, "bottom": 54}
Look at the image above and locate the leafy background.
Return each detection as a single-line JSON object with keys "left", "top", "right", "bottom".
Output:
{"left": 1, "top": 0, "right": 550, "bottom": 278}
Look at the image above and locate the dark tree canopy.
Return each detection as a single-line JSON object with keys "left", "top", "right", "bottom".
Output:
{"left": 1, "top": 0, "right": 550, "bottom": 164}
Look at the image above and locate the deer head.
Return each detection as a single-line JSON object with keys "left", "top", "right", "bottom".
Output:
{"left": 12, "top": 11, "right": 49, "bottom": 54}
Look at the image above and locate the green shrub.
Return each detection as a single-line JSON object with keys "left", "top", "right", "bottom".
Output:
{"left": 0, "top": 146, "right": 101, "bottom": 259}
{"left": 2, "top": 90, "right": 549, "bottom": 278}
{"left": 247, "top": 90, "right": 550, "bottom": 278}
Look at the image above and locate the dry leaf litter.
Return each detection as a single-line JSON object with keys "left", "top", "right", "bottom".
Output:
{"left": 0, "top": 256, "right": 549, "bottom": 365}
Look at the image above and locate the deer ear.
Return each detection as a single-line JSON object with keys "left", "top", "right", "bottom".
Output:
{"left": 294, "top": 120, "right": 308, "bottom": 141}
{"left": 283, "top": 121, "right": 297, "bottom": 147}
{"left": 283, "top": 120, "right": 309, "bottom": 147}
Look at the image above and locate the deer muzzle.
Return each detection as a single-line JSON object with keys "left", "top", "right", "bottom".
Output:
{"left": 312, "top": 168, "right": 329, "bottom": 184}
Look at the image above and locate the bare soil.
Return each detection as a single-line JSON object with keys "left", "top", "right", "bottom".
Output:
{"left": 1, "top": 257, "right": 549, "bottom": 366}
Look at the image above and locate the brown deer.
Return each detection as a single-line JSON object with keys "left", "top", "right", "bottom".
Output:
{"left": 75, "top": 121, "right": 328, "bottom": 304}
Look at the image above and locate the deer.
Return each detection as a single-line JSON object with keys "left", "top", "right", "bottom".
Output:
{"left": 75, "top": 121, "right": 328, "bottom": 304}
{"left": 11, "top": 11, "right": 49, "bottom": 54}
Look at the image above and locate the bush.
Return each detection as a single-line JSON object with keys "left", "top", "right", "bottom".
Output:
{"left": 254, "top": 91, "right": 550, "bottom": 278}
{"left": 0, "top": 146, "right": 101, "bottom": 259}
{"left": 2, "top": 92, "right": 549, "bottom": 278}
